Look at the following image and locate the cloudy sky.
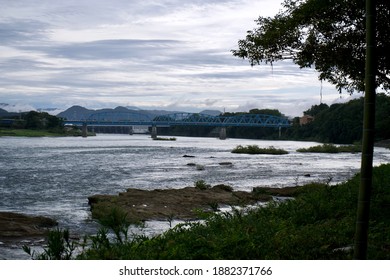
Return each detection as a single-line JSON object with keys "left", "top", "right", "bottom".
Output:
{"left": 0, "top": 0, "right": 357, "bottom": 116}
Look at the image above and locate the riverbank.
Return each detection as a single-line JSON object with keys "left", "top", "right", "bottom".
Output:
{"left": 88, "top": 184, "right": 303, "bottom": 223}
{"left": 78, "top": 164, "right": 390, "bottom": 260}
{"left": 0, "top": 212, "right": 57, "bottom": 244}
{"left": 2, "top": 135, "right": 389, "bottom": 259}
{"left": 0, "top": 128, "right": 95, "bottom": 137}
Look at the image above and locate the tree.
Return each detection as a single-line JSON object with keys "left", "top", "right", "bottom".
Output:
{"left": 233, "top": 0, "right": 389, "bottom": 259}
{"left": 232, "top": 0, "right": 389, "bottom": 93}
{"left": 303, "top": 103, "right": 329, "bottom": 117}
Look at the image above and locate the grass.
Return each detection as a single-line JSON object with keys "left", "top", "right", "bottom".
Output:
{"left": 27, "top": 164, "right": 390, "bottom": 260}
{"left": 0, "top": 128, "right": 94, "bottom": 137}
{"left": 194, "top": 180, "right": 211, "bottom": 190}
{"left": 297, "top": 143, "right": 362, "bottom": 153}
{"left": 231, "top": 145, "right": 289, "bottom": 155}
{"left": 0, "top": 128, "right": 66, "bottom": 137}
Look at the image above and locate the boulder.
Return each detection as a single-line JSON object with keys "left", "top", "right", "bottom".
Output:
{"left": 0, "top": 212, "right": 57, "bottom": 241}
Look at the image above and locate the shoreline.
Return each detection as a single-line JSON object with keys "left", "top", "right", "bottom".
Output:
{"left": 0, "top": 212, "right": 58, "bottom": 245}
{"left": 88, "top": 184, "right": 302, "bottom": 223}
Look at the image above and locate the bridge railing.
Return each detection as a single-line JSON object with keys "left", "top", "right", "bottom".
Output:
{"left": 152, "top": 113, "right": 290, "bottom": 127}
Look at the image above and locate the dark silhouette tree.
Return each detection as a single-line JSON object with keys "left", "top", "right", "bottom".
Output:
{"left": 232, "top": 0, "right": 389, "bottom": 259}
{"left": 232, "top": 0, "right": 389, "bottom": 93}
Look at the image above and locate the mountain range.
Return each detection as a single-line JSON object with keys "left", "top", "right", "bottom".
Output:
{"left": 57, "top": 106, "right": 222, "bottom": 120}
{"left": 0, "top": 104, "right": 223, "bottom": 120}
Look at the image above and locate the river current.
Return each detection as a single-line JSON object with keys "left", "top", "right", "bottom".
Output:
{"left": 1, "top": 134, "right": 389, "bottom": 259}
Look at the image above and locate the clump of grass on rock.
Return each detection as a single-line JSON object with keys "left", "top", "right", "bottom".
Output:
{"left": 232, "top": 145, "right": 288, "bottom": 155}
{"left": 297, "top": 143, "right": 362, "bottom": 153}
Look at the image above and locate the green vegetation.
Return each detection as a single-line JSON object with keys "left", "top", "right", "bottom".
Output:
{"left": 232, "top": 145, "right": 289, "bottom": 155}
{"left": 0, "top": 129, "right": 65, "bottom": 137}
{"left": 297, "top": 144, "right": 362, "bottom": 153}
{"left": 232, "top": 0, "right": 390, "bottom": 93}
{"left": 23, "top": 228, "right": 76, "bottom": 260}
{"left": 194, "top": 180, "right": 211, "bottom": 190}
{"left": 0, "top": 110, "right": 89, "bottom": 137}
{"left": 288, "top": 94, "right": 390, "bottom": 144}
{"left": 35, "top": 164, "right": 381, "bottom": 259}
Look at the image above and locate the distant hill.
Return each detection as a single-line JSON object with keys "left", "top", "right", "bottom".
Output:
{"left": 0, "top": 108, "right": 19, "bottom": 118}
{"left": 57, "top": 105, "right": 187, "bottom": 121}
{"left": 0, "top": 108, "right": 8, "bottom": 116}
{"left": 57, "top": 105, "right": 222, "bottom": 121}
{"left": 199, "top": 109, "right": 222, "bottom": 116}
{"left": 57, "top": 106, "right": 95, "bottom": 120}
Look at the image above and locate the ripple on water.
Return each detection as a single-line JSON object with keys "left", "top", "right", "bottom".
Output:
{"left": 0, "top": 135, "right": 389, "bottom": 259}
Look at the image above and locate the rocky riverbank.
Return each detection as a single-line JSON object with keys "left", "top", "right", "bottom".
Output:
{"left": 88, "top": 184, "right": 301, "bottom": 223}
{"left": 0, "top": 212, "right": 57, "bottom": 243}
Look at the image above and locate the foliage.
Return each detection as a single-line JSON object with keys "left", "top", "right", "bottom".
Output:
{"left": 23, "top": 228, "right": 76, "bottom": 260}
{"left": 194, "top": 180, "right": 211, "bottom": 190}
{"left": 232, "top": 0, "right": 390, "bottom": 93}
{"left": 75, "top": 164, "right": 390, "bottom": 259}
{"left": 97, "top": 207, "right": 133, "bottom": 244}
{"left": 303, "top": 103, "right": 329, "bottom": 117}
{"left": 231, "top": 145, "right": 289, "bottom": 155}
{"left": 289, "top": 94, "right": 390, "bottom": 144}
{"left": 297, "top": 143, "right": 362, "bottom": 153}
{"left": 0, "top": 110, "right": 69, "bottom": 136}
{"left": 0, "top": 129, "right": 65, "bottom": 137}
{"left": 23, "top": 111, "right": 63, "bottom": 130}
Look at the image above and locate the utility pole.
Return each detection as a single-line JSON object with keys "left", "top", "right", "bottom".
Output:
{"left": 354, "top": 0, "right": 377, "bottom": 259}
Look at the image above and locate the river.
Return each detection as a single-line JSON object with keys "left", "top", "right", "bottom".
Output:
{"left": 1, "top": 134, "right": 389, "bottom": 259}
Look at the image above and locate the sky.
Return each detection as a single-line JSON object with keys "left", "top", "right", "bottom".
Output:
{"left": 0, "top": 0, "right": 360, "bottom": 117}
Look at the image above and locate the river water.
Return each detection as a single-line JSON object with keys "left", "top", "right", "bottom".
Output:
{"left": 1, "top": 134, "right": 389, "bottom": 259}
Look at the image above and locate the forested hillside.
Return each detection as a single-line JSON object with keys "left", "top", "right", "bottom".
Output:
{"left": 289, "top": 93, "right": 390, "bottom": 144}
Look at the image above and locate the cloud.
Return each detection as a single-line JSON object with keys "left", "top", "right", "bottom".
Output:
{"left": 0, "top": 20, "right": 49, "bottom": 45}
{"left": 0, "top": 0, "right": 342, "bottom": 117}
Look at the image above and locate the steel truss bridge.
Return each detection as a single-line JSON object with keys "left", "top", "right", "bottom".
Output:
{"left": 64, "top": 112, "right": 291, "bottom": 128}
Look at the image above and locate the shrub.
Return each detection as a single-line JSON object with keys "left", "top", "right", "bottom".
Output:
{"left": 297, "top": 143, "right": 362, "bottom": 153}
{"left": 194, "top": 180, "right": 211, "bottom": 190}
{"left": 23, "top": 228, "right": 76, "bottom": 260}
{"left": 232, "top": 145, "right": 288, "bottom": 155}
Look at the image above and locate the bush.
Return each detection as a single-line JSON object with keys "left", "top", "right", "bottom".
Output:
{"left": 232, "top": 145, "right": 289, "bottom": 155}
{"left": 194, "top": 180, "right": 211, "bottom": 190}
{"left": 297, "top": 143, "right": 362, "bottom": 153}
{"left": 23, "top": 228, "right": 76, "bottom": 260}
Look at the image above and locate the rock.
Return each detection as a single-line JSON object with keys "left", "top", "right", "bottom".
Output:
{"left": 88, "top": 186, "right": 266, "bottom": 222}
{"left": 304, "top": 174, "right": 311, "bottom": 177}
{"left": 219, "top": 162, "right": 233, "bottom": 166}
{"left": 196, "top": 164, "right": 205, "bottom": 170}
{"left": 0, "top": 212, "right": 57, "bottom": 242}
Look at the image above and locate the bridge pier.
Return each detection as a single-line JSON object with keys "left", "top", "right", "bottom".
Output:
{"left": 151, "top": 125, "right": 158, "bottom": 139}
{"left": 219, "top": 127, "right": 227, "bottom": 140}
{"left": 82, "top": 123, "right": 88, "bottom": 138}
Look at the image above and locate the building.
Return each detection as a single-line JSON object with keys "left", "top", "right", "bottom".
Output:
{"left": 299, "top": 115, "right": 314, "bottom": 125}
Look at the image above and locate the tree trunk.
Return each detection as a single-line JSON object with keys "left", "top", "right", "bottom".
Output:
{"left": 353, "top": 0, "right": 377, "bottom": 260}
